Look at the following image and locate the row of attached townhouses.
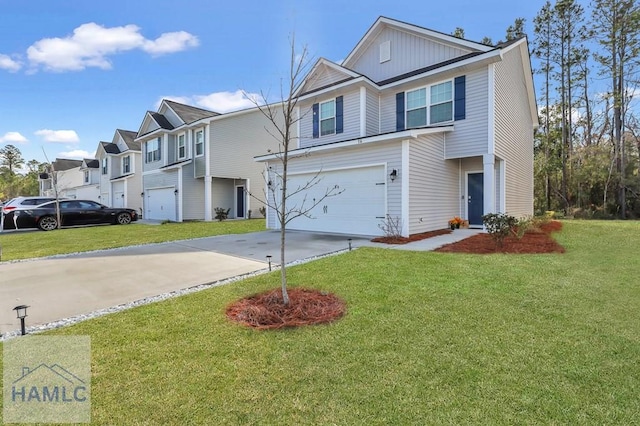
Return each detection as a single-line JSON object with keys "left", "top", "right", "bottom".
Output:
{"left": 41, "top": 16, "right": 537, "bottom": 237}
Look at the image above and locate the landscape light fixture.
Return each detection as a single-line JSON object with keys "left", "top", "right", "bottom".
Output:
{"left": 13, "top": 305, "right": 29, "bottom": 336}
{"left": 389, "top": 169, "right": 398, "bottom": 182}
{"left": 348, "top": 238, "right": 352, "bottom": 251}
{"left": 266, "top": 255, "right": 272, "bottom": 271}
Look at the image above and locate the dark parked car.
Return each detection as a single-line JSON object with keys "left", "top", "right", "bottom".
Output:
{"left": 12, "top": 199, "right": 138, "bottom": 231}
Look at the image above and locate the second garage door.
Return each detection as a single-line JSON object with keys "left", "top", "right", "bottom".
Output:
{"left": 146, "top": 187, "right": 177, "bottom": 221}
{"left": 286, "top": 165, "right": 386, "bottom": 235}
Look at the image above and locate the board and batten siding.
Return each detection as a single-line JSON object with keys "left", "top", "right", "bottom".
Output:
{"left": 265, "top": 142, "right": 403, "bottom": 230}
{"left": 210, "top": 108, "right": 282, "bottom": 209}
{"left": 366, "top": 89, "right": 380, "bottom": 136}
{"left": 346, "top": 26, "right": 472, "bottom": 83}
{"left": 493, "top": 47, "right": 534, "bottom": 218}
{"left": 408, "top": 134, "right": 459, "bottom": 234}
{"left": 299, "top": 89, "right": 361, "bottom": 149}
{"left": 444, "top": 68, "right": 489, "bottom": 159}
{"left": 182, "top": 162, "right": 205, "bottom": 221}
{"left": 303, "top": 65, "right": 352, "bottom": 93}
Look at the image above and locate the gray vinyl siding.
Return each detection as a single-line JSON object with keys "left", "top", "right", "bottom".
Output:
{"left": 379, "top": 91, "right": 397, "bottom": 134}
{"left": 167, "top": 135, "right": 177, "bottom": 165}
{"left": 180, "top": 162, "right": 204, "bottom": 220}
{"left": 495, "top": 159, "right": 502, "bottom": 212}
{"left": 212, "top": 178, "right": 235, "bottom": 215}
{"left": 194, "top": 156, "right": 205, "bottom": 178}
{"left": 299, "top": 89, "right": 361, "bottom": 148}
{"left": 444, "top": 68, "right": 489, "bottom": 158}
{"left": 366, "top": 89, "right": 380, "bottom": 136}
{"left": 303, "top": 66, "right": 352, "bottom": 93}
{"left": 346, "top": 26, "right": 472, "bottom": 83}
{"left": 209, "top": 108, "right": 282, "bottom": 210}
{"left": 408, "top": 134, "right": 459, "bottom": 234}
{"left": 493, "top": 47, "right": 534, "bottom": 217}
{"left": 266, "top": 142, "right": 402, "bottom": 230}
{"left": 143, "top": 170, "right": 179, "bottom": 189}
{"left": 111, "top": 156, "right": 122, "bottom": 178}
{"left": 125, "top": 174, "right": 142, "bottom": 213}
{"left": 142, "top": 138, "right": 164, "bottom": 172}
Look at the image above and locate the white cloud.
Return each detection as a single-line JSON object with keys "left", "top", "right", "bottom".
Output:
{"left": 57, "top": 149, "right": 94, "bottom": 159}
{"left": 26, "top": 22, "right": 199, "bottom": 72}
{"left": 0, "top": 54, "right": 21, "bottom": 72}
{"left": 35, "top": 129, "right": 80, "bottom": 143}
{"left": 143, "top": 31, "right": 199, "bottom": 56}
{"left": 0, "top": 131, "right": 28, "bottom": 144}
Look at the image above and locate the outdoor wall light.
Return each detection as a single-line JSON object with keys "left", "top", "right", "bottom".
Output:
{"left": 266, "top": 255, "right": 272, "bottom": 271}
{"left": 13, "top": 305, "right": 29, "bottom": 336}
{"left": 267, "top": 180, "right": 273, "bottom": 188}
{"left": 389, "top": 169, "right": 398, "bottom": 182}
{"left": 121, "top": 194, "right": 125, "bottom": 197}
{"left": 141, "top": 192, "right": 144, "bottom": 197}
{"left": 174, "top": 189, "right": 179, "bottom": 195}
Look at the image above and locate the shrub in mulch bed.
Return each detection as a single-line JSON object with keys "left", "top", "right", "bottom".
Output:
{"left": 226, "top": 288, "right": 346, "bottom": 329}
{"left": 371, "top": 228, "right": 452, "bottom": 245}
{"left": 435, "top": 220, "right": 565, "bottom": 254}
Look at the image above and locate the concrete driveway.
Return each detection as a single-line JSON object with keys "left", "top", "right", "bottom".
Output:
{"left": 0, "top": 230, "right": 372, "bottom": 338}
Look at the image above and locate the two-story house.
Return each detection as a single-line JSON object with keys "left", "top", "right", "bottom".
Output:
{"left": 95, "top": 129, "right": 142, "bottom": 213}
{"left": 137, "top": 99, "right": 280, "bottom": 222}
{"left": 256, "top": 16, "right": 537, "bottom": 237}
{"left": 40, "top": 158, "right": 100, "bottom": 201}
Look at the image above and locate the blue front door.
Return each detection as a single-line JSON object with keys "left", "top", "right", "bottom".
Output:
{"left": 468, "top": 173, "right": 484, "bottom": 226}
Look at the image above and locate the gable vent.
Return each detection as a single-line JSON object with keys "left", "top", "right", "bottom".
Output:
{"left": 380, "top": 40, "right": 391, "bottom": 63}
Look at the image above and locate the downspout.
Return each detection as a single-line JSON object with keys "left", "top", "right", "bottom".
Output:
{"left": 204, "top": 124, "right": 213, "bottom": 221}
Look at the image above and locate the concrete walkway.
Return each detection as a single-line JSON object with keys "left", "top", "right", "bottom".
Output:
{"left": 0, "top": 228, "right": 480, "bottom": 338}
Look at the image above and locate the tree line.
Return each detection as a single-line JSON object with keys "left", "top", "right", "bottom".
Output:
{"left": 0, "top": 144, "right": 46, "bottom": 202}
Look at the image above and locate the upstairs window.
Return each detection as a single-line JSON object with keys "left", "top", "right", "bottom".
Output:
{"left": 405, "top": 80, "right": 454, "bottom": 128}
{"left": 146, "top": 137, "right": 161, "bottom": 163}
{"left": 122, "top": 155, "right": 131, "bottom": 174}
{"left": 101, "top": 158, "right": 108, "bottom": 175}
{"left": 320, "top": 100, "right": 336, "bottom": 136}
{"left": 195, "top": 130, "right": 204, "bottom": 156}
{"left": 430, "top": 81, "right": 453, "bottom": 124}
{"left": 406, "top": 88, "right": 427, "bottom": 128}
{"left": 177, "top": 134, "right": 186, "bottom": 159}
{"left": 313, "top": 96, "right": 343, "bottom": 138}
{"left": 83, "top": 170, "right": 89, "bottom": 183}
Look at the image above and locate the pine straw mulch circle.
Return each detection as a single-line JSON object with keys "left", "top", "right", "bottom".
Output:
{"left": 435, "top": 220, "right": 565, "bottom": 254}
{"left": 226, "top": 288, "right": 346, "bottom": 330}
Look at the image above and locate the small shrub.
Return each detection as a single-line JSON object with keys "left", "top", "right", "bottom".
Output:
{"left": 482, "top": 213, "right": 518, "bottom": 247}
{"left": 378, "top": 215, "right": 403, "bottom": 238}
{"left": 259, "top": 206, "right": 266, "bottom": 217}
{"left": 214, "top": 207, "right": 230, "bottom": 221}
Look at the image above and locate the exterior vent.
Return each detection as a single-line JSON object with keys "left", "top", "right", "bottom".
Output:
{"left": 380, "top": 40, "right": 391, "bottom": 63}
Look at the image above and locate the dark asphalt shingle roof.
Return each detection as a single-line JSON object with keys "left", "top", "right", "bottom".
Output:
{"left": 100, "top": 141, "right": 120, "bottom": 154}
{"left": 83, "top": 159, "right": 99, "bottom": 168}
{"left": 52, "top": 159, "right": 83, "bottom": 171}
{"left": 150, "top": 112, "right": 175, "bottom": 130}
{"left": 117, "top": 129, "right": 140, "bottom": 151}
{"left": 164, "top": 99, "right": 219, "bottom": 124}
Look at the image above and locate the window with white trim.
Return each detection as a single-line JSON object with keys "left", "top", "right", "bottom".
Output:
{"left": 83, "top": 170, "right": 89, "bottom": 183}
{"left": 101, "top": 158, "right": 108, "bottom": 174}
{"left": 146, "top": 137, "right": 161, "bottom": 163}
{"left": 177, "top": 134, "right": 186, "bottom": 159}
{"left": 320, "top": 100, "right": 335, "bottom": 136}
{"left": 122, "top": 155, "right": 131, "bottom": 174}
{"left": 406, "top": 80, "right": 453, "bottom": 128}
{"left": 195, "top": 130, "right": 204, "bottom": 156}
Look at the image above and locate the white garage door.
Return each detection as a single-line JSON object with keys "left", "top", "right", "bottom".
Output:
{"left": 146, "top": 188, "right": 177, "bottom": 221}
{"left": 113, "top": 192, "right": 125, "bottom": 208}
{"left": 286, "top": 165, "right": 386, "bottom": 235}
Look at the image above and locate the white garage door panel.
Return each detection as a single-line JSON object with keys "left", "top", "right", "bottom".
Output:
{"left": 113, "top": 192, "right": 125, "bottom": 208}
{"left": 146, "top": 188, "right": 177, "bottom": 221}
{"left": 287, "top": 165, "right": 386, "bottom": 235}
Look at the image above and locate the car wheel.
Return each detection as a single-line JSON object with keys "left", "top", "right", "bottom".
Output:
{"left": 38, "top": 215, "right": 58, "bottom": 231}
{"left": 116, "top": 212, "right": 132, "bottom": 225}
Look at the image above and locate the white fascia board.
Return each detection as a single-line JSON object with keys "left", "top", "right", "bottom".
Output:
{"left": 297, "top": 77, "right": 378, "bottom": 102}
{"left": 254, "top": 126, "right": 454, "bottom": 162}
{"left": 381, "top": 50, "right": 502, "bottom": 90}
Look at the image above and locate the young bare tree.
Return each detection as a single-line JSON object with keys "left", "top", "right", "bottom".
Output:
{"left": 247, "top": 38, "right": 344, "bottom": 305}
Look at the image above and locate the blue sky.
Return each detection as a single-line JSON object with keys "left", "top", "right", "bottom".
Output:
{"left": 1, "top": 0, "right": 545, "bottom": 167}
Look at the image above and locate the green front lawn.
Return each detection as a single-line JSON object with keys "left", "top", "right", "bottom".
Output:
{"left": 0, "top": 219, "right": 265, "bottom": 261}
{"left": 1, "top": 220, "right": 639, "bottom": 424}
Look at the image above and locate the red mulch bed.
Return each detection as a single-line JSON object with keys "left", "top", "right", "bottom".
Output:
{"left": 226, "top": 288, "right": 346, "bottom": 329}
{"left": 435, "top": 220, "right": 565, "bottom": 254}
{"left": 371, "top": 228, "right": 452, "bottom": 244}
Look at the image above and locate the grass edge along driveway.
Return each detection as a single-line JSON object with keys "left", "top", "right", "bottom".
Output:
{"left": 1, "top": 220, "right": 639, "bottom": 424}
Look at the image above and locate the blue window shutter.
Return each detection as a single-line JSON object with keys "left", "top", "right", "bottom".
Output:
{"left": 335, "top": 96, "right": 343, "bottom": 134}
{"left": 396, "top": 92, "right": 405, "bottom": 131}
{"left": 312, "top": 103, "right": 319, "bottom": 138}
{"left": 454, "top": 76, "right": 466, "bottom": 121}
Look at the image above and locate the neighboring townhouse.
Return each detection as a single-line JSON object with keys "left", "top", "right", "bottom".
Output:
{"left": 255, "top": 16, "right": 537, "bottom": 237}
{"left": 96, "top": 129, "right": 143, "bottom": 214}
{"left": 40, "top": 158, "right": 99, "bottom": 201}
{"left": 136, "top": 99, "right": 282, "bottom": 222}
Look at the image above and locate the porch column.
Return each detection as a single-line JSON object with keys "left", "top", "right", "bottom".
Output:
{"left": 483, "top": 153, "right": 496, "bottom": 216}
{"left": 204, "top": 123, "right": 213, "bottom": 221}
